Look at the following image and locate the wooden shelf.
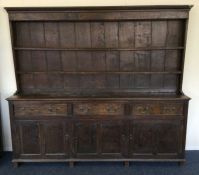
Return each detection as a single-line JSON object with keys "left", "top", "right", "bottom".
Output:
{"left": 16, "top": 71, "right": 182, "bottom": 74}
{"left": 14, "top": 47, "right": 184, "bottom": 51}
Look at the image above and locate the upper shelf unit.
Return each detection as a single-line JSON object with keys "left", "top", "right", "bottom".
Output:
{"left": 6, "top": 6, "right": 192, "bottom": 96}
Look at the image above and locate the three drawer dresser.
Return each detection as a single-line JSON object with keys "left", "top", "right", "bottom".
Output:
{"left": 6, "top": 6, "right": 192, "bottom": 167}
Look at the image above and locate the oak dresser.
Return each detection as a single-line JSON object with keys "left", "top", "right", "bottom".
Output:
{"left": 6, "top": 6, "right": 192, "bottom": 167}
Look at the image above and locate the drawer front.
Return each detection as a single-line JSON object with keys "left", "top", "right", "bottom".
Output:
{"left": 74, "top": 103, "right": 124, "bottom": 116}
{"left": 14, "top": 102, "right": 68, "bottom": 116}
{"left": 133, "top": 102, "right": 183, "bottom": 115}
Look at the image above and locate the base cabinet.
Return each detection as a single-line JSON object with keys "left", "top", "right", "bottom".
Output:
{"left": 8, "top": 98, "right": 188, "bottom": 165}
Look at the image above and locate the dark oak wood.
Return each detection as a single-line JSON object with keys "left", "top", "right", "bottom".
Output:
{"left": 5, "top": 6, "right": 192, "bottom": 167}
{"left": 5, "top": 6, "right": 192, "bottom": 21}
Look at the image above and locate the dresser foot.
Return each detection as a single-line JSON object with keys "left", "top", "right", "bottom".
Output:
{"left": 13, "top": 162, "right": 19, "bottom": 168}
{"left": 69, "top": 161, "right": 75, "bottom": 168}
{"left": 178, "top": 162, "right": 185, "bottom": 166}
{"left": 124, "top": 161, "right": 129, "bottom": 167}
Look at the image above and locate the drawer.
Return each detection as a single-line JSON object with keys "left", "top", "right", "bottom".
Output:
{"left": 74, "top": 103, "right": 124, "bottom": 116}
{"left": 132, "top": 102, "right": 183, "bottom": 115}
{"left": 14, "top": 102, "right": 68, "bottom": 117}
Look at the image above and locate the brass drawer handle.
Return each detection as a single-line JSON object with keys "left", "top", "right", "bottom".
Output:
{"left": 162, "top": 106, "right": 176, "bottom": 114}
{"left": 106, "top": 105, "right": 118, "bottom": 113}
{"left": 136, "top": 106, "right": 150, "bottom": 114}
{"left": 78, "top": 105, "right": 91, "bottom": 113}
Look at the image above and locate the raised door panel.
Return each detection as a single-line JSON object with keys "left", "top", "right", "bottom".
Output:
{"left": 156, "top": 120, "right": 183, "bottom": 157}
{"left": 43, "top": 121, "right": 69, "bottom": 158}
{"left": 17, "top": 121, "right": 42, "bottom": 158}
{"left": 100, "top": 121, "right": 126, "bottom": 158}
{"left": 129, "top": 120, "right": 155, "bottom": 158}
{"left": 73, "top": 121, "right": 98, "bottom": 158}
{"left": 129, "top": 119, "right": 183, "bottom": 159}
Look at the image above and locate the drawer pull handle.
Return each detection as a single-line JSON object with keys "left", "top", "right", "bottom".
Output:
{"left": 79, "top": 105, "right": 90, "bottom": 113}
{"left": 136, "top": 106, "right": 150, "bottom": 114}
{"left": 106, "top": 105, "right": 118, "bottom": 113}
{"left": 162, "top": 106, "right": 176, "bottom": 114}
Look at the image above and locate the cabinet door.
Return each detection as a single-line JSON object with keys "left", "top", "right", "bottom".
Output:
{"left": 129, "top": 120, "right": 156, "bottom": 158}
{"left": 73, "top": 120, "right": 98, "bottom": 158}
{"left": 17, "top": 121, "right": 42, "bottom": 158}
{"left": 129, "top": 119, "right": 183, "bottom": 159}
{"left": 100, "top": 121, "right": 126, "bottom": 158}
{"left": 156, "top": 120, "right": 182, "bottom": 157}
{"left": 43, "top": 121, "right": 69, "bottom": 158}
